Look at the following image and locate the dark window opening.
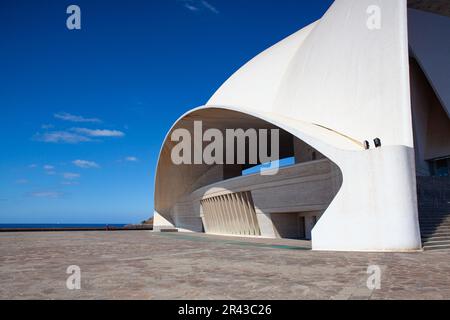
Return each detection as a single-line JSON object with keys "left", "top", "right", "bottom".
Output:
{"left": 429, "top": 157, "right": 450, "bottom": 177}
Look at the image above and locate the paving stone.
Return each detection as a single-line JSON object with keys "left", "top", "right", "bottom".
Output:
{"left": 1, "top": 231, "right": 450, "bottom": 299}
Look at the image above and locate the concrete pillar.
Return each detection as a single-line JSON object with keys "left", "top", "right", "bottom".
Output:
{"left": 256, "top": 211, "right": 276, "bottom": 238}
{"left": 305, "top": 215, "right": 316, "bottom": 240}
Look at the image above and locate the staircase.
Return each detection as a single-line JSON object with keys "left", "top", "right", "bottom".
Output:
{"left": 417, "top": 176, "right": 450, "bottom": 251}
{"left": 420, "top": 211, "right": 450, "bottom": 250}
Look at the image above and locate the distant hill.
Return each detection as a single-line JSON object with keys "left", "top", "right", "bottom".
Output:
{"left": 124, "top": 217, "right": 153, "bottom": 230}
{"left": 141, "top": 217, "right": 153, "bottom": 226}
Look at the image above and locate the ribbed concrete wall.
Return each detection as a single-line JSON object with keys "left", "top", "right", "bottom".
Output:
{"left": 201, "top": 191, "right": 260, "bottom": 236}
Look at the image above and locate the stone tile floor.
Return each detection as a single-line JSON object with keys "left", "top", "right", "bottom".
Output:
{"left": 0, "top": 231, "right": 449, "bottom": 300}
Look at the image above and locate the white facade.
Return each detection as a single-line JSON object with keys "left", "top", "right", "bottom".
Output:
{"left": 154, "top": 0, "right": 450, "bottom": 251}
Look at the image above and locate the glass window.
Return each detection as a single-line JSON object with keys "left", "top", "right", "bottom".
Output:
{"left": 242, "top": 157, "right": 295, "bottom": 176}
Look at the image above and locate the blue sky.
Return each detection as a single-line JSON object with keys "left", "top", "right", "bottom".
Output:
{"left": 0, "top": 0, "right": 333, "bottom": 224}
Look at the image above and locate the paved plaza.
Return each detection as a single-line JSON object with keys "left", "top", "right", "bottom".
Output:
{"left": 1, "top": 231, "right": 449, "bottom": 299}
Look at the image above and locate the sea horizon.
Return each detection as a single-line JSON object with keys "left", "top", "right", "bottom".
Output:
{"left": 0, "top": 223, "right": 129, "bottom": 229}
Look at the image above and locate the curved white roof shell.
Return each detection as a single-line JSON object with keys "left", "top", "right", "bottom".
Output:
{"left": 208, "top": 0, "right": 413, "bottom": 149}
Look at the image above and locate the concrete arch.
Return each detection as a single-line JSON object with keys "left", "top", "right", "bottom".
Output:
{"left": 154, "top": 106, "right": 344, "bottom": 236}
{"left": 154, "top": 105, "right": 422, "bottom": 251}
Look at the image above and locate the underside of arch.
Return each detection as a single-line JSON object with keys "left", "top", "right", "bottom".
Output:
{"left": 154, "top": 107, "right": 343, "bottom": 240}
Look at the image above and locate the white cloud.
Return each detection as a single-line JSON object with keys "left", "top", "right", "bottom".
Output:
{"left": 71, "top": 128, "right": 125, "bottom": 137}
{"left": 180, "top": 0, "right": 219, "bottom": 14}
{"left": 125, "top": 156, "right": 139, "bottom": 162}
{"left": 201, "top": 1, "right": 219, "bottom": 14}
{"left": 63, "top": 172, "right": 80, "bottom": 180}
{"left": 34, "top": 113, "right": 124, "bottom": 144}
{"left": 43, "top": 165, "right": 56, "bottom": 175}
{"left": 30, "top": 191, "right": 62, "bottom": 199}
{"left": 61, "top": 181, "right": 79, "bottom": 186}
{"left": 73, "top": 160, "right": 100, "bottom": 169}
{"left": 54, "top": 112, "right": 102, "bottom": 123}
{"left": 184, "top": 3, "right": 199, "bottom": 11}
{"left": 28, "top": 164, "right": 38, "bottom": 168}
{"left": 33, "top": 131, "right": 92, "bottom": 144}
{"left": 15, "top": 179, "right": 29, "bottom": 185}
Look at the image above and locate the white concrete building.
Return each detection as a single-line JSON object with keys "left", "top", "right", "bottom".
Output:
{"left": 153, "top": 0, "right": 450, "bottom": 251}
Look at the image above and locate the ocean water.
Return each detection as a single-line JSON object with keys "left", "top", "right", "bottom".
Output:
{"left": 0, "top": 224, "right": 127, "bottom": 229}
